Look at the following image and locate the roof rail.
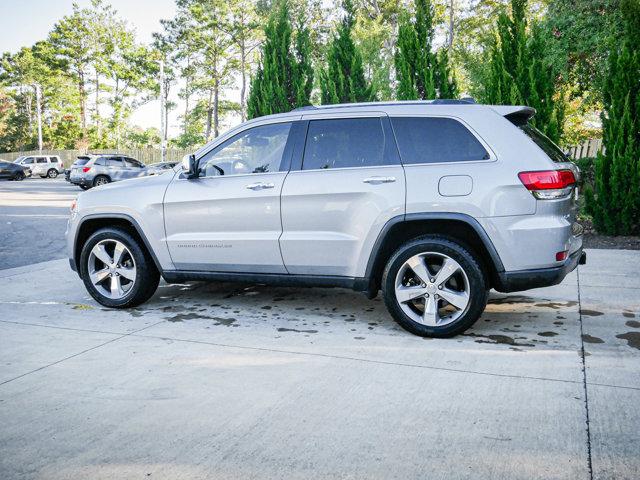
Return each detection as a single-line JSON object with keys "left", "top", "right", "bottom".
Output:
{"left": 291, "top": 98, "right": 477, "bottom": 112}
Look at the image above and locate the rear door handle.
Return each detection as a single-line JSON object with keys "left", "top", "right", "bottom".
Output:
{"left": 246, "top": 182, "right": 275, "bottom": 190}
{"left": 363, "top": 176, "right": 396, "bottom": 185}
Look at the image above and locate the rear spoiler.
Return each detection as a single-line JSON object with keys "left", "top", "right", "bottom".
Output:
{"left": 490, "top": 105, "right": 536, "bottom": 126}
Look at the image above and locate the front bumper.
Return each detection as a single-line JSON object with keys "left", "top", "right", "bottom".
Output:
{"left": 495, "top": 248, "right": 586, "bottom": 293}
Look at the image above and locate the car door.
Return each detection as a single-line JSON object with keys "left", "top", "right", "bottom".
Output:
{"left": 280, "top": 114, "right": 406, "bottom": 277}
{"left": 34, "top": 157, "right": 48, "bottom": 176}
{"left": 163, "top": 119, "right": 299, "bottom": 273}
{"left": 105, "top": 156, "right": 125, "bottom": 181}
{"left": 123, "top": 157, "right": 145, "bottom": 179}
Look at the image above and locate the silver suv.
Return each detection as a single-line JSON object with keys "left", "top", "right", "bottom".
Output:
{"left": 14, "top": 155, "right": 64, "bottom": 178}
{"left": 66, "top": 101, "right": 585, "bottom": 337}
{"left": 69, "top": 154, "right": 146, "bottom": 189}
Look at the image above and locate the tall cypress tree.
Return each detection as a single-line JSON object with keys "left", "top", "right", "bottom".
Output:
{"left": 482, "top": 0, "right": 563, "bottom": 143}
{"left": 319, "top": 0, "right": 374, "bottom": 104}
{"left": 394, "top": 0, "right": 457, "bottom": 100}
{"left": 586, "top": 0, "right": 640, "bottom": 235}
{"left": 247, "top": 0, "right": 313, "bottom": 119}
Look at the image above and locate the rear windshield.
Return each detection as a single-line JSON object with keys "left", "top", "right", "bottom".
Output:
{"left": 520, "top": 124, "right": 569, "bottom": 163}
{"left": 74, "top": 158, "right": 89, "bottom": 166}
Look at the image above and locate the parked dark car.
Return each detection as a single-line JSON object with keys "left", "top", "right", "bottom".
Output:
{"left": 145, "top": 161, "right": 178, "bottom": 175}
{"left": 0, "top": 160, "right": 29, "bottom": 180}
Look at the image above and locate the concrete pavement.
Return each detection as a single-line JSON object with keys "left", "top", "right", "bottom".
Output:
{"left": 0, "top": 249, "right": 638, "bottom": 479}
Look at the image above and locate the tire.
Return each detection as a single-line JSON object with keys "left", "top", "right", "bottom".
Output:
{"left": 13, "top": 171, "right": 25, "bottom": 181}
{"left": 79, "top": 227, "right": 160, "bottom": 308}
{"left": 79, "top": 185, "right": 90, "bottom": 190}
{"left": 382, "top": 236, "right": 488, "bottom": 337}
{"left": 93, "top": 175, "right": 110, "bottom": 187}
{"left": 47, "top": 169, "right": 58, "bottom": 178}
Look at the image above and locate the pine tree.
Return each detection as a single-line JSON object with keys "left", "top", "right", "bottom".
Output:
{"left": 394, "top": 0, "right": 457, "bottom": 100}
{"left": 320, "top": 0, "right": 374, "bottom": 104}
{"left": 482, "top": 0, "right": 563, "bottom": 142}
{"left": 247, "top": 0, "right": 312, "bottom": 119}
{"left": 587, "top": 0, "right": 640, "bottom": 235}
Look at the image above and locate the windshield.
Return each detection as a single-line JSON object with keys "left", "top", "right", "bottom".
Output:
{"left": 13, "top": 156, "right": 25, "bottom": 163}
{"left": 520, "top": 124, "right": 570, "bottom": 163}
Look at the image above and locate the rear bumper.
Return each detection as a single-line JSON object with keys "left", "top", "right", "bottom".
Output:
{"left": 495, "top": 248, "right": 586, "bottom": 293}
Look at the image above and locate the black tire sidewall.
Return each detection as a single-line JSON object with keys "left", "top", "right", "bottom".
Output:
{"left": 47, "top": 169, "right": 58, "bottom": 178}
{"left": 382, "top": 236, "right": 488, "bottom": 337}
{"left": 79, "top": 228, "right": 158, "bottom": 308}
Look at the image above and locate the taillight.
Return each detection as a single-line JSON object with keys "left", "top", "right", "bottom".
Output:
{"left": 82, "top": 166, "right": 91, "bottom": 173}
{"left": 518, "top": 169, "right": 576, "bottom": 199}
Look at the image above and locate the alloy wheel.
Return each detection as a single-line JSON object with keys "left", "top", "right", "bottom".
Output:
{"left": 394, "top": 252, "right": 470, "bottom": 327}
{"left": 87, "top": 239, "right": 137, "bottom": 299}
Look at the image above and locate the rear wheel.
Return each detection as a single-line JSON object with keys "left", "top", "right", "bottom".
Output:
{"left": 93, "top": 175, "right": 110, "bottom": 187}
{"left": 382, "top": 236, "right": 488, "bottom": 337}
{"left": 47, "top": 169, "right": 58, "bottom": 178}
{"left": 79, "top": 227, "right": 160, "bottom": 308}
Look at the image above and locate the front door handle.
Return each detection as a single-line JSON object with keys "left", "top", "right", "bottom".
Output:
{"left": 363, "top": 176, "right": 396, "bottom": 185}
{"left": 246, "top": 182, "right": 275, "bottom": 190}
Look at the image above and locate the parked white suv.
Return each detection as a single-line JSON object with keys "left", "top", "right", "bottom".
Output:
{"left": 14, "top": 155, "right": 64, "bottom": 178}
{"left": 66, "top": 100, "right": 585, "bottom": 337}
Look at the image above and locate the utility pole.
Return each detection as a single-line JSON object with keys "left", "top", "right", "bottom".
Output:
{"left": 34, "top": 84, "right": 43, "bottom": 153}
{"left": 159, "top": 60, "right": 167, "bottom": 163}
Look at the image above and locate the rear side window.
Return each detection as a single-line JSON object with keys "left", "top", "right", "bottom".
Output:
{"left": 519, "top": 124, "right": 568, "bottom": 163}
{"left": 23, "top": 158, "right": 34, "bottom": 164}
{"left": 75, "top": 158, "right": 89, "bottom": 166}
{"left": 36, "top": 157, "right": 48, "bottom": 164}
{"left": 93, "top": 157, "right": 106, "bottom": 166}
{"left": 391, "top": 117, "right": 490, "bottom": 164}
{"left": 302, "top": 118, "right": 386, "bottom": 170}
{"left": 49, "top": 157, "right": 59, "bottom": 163}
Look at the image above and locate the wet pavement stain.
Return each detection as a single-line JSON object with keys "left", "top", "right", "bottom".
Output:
{"left": 538, "top": 331, "right": 558, "bottom": 337}
{"left": 354, "top": 337, "right": 365, "bottom": 340}
{"left": 554, "top": 321, "right": 564, "bottom": 325}
{"left": 277, "top": 327, "right": 318, "bottom": 334}
{"left": 616, "top": 332, "right": 640, "bottom": 350}
{"left": 261, "top": 306, "right": 272, "bottom": 310}
{"left": 488, "top": 295, "right": 537, "bottom": 305}
{"left": 71, "top": 303, "right": 94, "bottom": 310}
{"left": 463, "top": 333, "right": 535, "bottom": 347}
{"left": 625, "top": 320, "right": 640, "bottom": 329}
{"left": 582, "top": 334, "right": 604, "bottom": 344}
{"left": 623, "top": 311, "right": 636, "bottom": 318}
{"left": 535, "top": 301, "right": 578, "bottom": 310}
{"left": 166, "top": 312, "right": 211, "bottom": 322}
{"left": 212, "top": 317, "right": 237, "bottom": 326}
{"left": 580, "top": 309, "right": 604, "bottom": 317}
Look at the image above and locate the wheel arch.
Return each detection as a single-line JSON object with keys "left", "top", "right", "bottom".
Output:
{"left": 74, "top": 214, "right": 162, "bottom": 273}
{"left": 93, "top": 174, "right": 111, "bottom": 185}
{"left": 364, "top": 213, "right": 505, "bottom": 296}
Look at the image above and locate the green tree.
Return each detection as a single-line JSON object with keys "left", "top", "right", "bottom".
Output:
{"left": 247, "top": 0, "right": 313, "bottom": 118}
{"left": 481, "top": 0, "right": 564, "bottom": 143}
{"left": 319, "top": 0, "right": 374, "bottom": 104}
{"left": 586, "top": 0, "right": 640, "bottom": 235}
{"left": 394, "top": 0, "right": 457, "bottom": 100}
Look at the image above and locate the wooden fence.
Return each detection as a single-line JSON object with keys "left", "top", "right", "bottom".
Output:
{"left": 567, "top": 138, "right": 603, "bottom": 159}
{"left": 0, "top": 148, "right": 191, "bottom": 168}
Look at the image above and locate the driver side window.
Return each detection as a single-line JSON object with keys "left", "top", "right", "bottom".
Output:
{"left": 198, "top": 122, "right": 292, "bottom": 177}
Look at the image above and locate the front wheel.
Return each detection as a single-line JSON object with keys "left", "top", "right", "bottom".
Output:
{"left": 13, "top": 171, "right": 25, "bottom": 181}
{"left": 382, "top": 236, "right": 488, "bottom": 337}
{"left": 79, "top": 227, "right": 160, "bottom": 308}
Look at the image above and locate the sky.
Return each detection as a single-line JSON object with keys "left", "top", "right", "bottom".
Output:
{"left": 0, "top": 0, "right": 185, "bottom": 135}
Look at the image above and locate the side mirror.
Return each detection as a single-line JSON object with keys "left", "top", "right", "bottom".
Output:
{"left": 181, "top": 154, "right": 199, "bottom": 179}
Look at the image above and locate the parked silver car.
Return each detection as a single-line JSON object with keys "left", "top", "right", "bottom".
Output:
{"left": 66, "top": 100, "right": 585, "bottom": 337}
{"left": 69, "top": 154, "right": 146, "bottom": 189}
{"left": 13, "top": 155, "right": 64, "bottom": 178}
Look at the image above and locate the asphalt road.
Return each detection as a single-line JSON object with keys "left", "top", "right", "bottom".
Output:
{"left": 0, "top": 177, "right": 78, "bottom": 269}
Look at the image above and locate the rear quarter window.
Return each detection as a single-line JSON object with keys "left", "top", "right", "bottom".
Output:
{"left": 391, "top": 117, "right": 490, "bottom": 164}
{"left": 519, "top": 124, "right": 569, "bottom": 163}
